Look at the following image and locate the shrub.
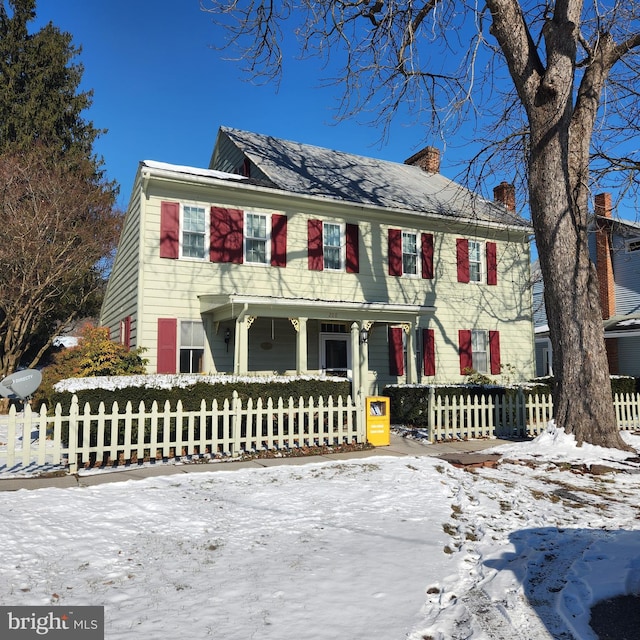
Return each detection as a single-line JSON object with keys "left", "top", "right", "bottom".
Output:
{"left": 34, "top": 324, "right": 147, "bottom": 408}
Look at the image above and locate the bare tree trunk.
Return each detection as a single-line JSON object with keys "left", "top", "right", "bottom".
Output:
{"left": 529, "top": 115, "right": 628, "bottom": 449}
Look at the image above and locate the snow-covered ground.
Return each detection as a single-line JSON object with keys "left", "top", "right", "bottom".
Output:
{"left": 0, "top": 426, "right": 639, "bottom": 639}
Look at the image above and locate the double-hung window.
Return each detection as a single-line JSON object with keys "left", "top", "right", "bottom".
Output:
{"left": 402, "top": 232, "right": 418, "bottom": 275}
{"left": 469, "top": 240, "right": 482, "bottom": 282}
{"left": 180, "top": 320, "right": 204, "bottom": 373}
{"left": 182, "top": 205, "right": 207, "bottom": 259}
{"left": 471, "top": 329, "right": 488, "bottom": 373}
{"left": 323, "top": 222, "right": 344, "bottom": 270}
{"left": 245, "top": 212, "right": 269, "bottom": 264}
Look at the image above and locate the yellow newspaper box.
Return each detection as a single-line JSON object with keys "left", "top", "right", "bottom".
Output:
{"left": 366, "top": 396, "right": 390, "bottom": 446}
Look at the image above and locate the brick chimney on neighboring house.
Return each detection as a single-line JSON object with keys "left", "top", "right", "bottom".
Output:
{"left": 404, "top": 146, "right": 440, "bottom": 173}
{"left": 595, "top": 192, "right": 616, "bottom": 321}
{"left": 493, "top": 181, "right": 516, "bottom": 212}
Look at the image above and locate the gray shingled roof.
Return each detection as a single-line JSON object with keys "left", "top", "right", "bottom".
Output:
{"left": 211, "top": 126, "right": 530, "bottom": 229}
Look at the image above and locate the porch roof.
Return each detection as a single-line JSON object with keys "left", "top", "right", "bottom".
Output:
{"left": 199, "top": 293, "right": 435, "bottom": 323}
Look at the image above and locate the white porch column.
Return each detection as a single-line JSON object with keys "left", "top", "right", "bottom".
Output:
{"left": 350, "top": 322, "right": 360, "bottom": 401}
{"left": 291, "top": 317, "right": 308, "bottom": 374}
{"left": 360, "top": 320, "right": 372, "bottom": 396}
{"left": 405, "top": 322, "right": 417, "bottom": 384}
{"left": 233, "top": 309, "right": 254, "bottom": 375}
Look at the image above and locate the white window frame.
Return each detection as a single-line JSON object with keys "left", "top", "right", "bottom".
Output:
{"left": 179, "top": 320, "right": 205, "bottom": 374}
{"left": 323, "top": 221, "right": 345, "bottom": 271}
{"left": 469, "top": 240, "right": 483, "bottom": 283}
{"left": 402, "top": 231, "right": 419, "bottom": 276}
{"left": 180, "top": 204, "right": 208, "bottom": 260}
{"left": 244, "top": 212, "right": 271, "bottom": 265}
{"left": 471, "top": 329, "right": 488, "bottom": 373}
{"left": 625, "top": 237, "right": 640, "bottom": 253}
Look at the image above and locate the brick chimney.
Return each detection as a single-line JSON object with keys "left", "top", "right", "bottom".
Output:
{"left": 493, "top": 181, "right": 516, "bottom": 212}
{"left": 594, "top": 192, "right": 615, "bottom": 320}
{"left": 404, "top": 146, "right": 440, "bottom": 173}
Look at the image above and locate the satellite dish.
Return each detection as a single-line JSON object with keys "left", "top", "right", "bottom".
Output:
{"left": 0, "top": 369, "right": 42, "bottom": 400}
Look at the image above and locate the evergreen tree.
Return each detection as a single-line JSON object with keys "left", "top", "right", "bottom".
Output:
{"left": 0, "top": 0, "right": 101, "bottom": 158}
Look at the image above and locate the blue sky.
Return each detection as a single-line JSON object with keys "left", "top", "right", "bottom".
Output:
{"left": 33, "top": 0, "right": 491, "bottom": 210}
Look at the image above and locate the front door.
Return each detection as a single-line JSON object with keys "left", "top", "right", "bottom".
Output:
{"left": 320, "top": 333, "right": 351, "bottom": 377}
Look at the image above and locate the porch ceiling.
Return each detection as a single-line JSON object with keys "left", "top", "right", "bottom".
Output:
{"left": 198, "top": 293, "right": 435, "bottom": 323}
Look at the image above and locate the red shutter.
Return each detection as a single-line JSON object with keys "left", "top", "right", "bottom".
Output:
{"left": 456, "top": 239, "right": 470, "bottom": 283}
{"left": 459, "top": 329, "right": 473, "bottom": 375}
{"left": 388, "top": 326, "right": 404, "bottom": 376}
{"left": 486, "top": 242, "right": 497, "bottom": 285}
{"left": 422, "top": 233, "right": 434, "bottom": 279}
{"left": 346, "top": 223, "right": 359, "bottom": 273}
{"left": 388, "top": 229, "right": 402, "bottom": 276}
{"left": 489, "top": 330, "right": 501, "bottom": 374}
{"left": 160, "top": 201, "right": 180, "bottom": 259}
{"left": 122, "top": 316, "right": 132, "bottom": 350}
{"left": 423, "top": 329, "right": 436, "bottom": 376}
{"left": 271, "top": 214, "right": 287, "bottom": 267}
{"left": 157, "top": 318, "right": 177, "bottom": 374}
{"left": 308, "top": 219, "right": 324, "bottom": 271}
{"left": 210, "top": 207, "right": 244, "bottom": 263}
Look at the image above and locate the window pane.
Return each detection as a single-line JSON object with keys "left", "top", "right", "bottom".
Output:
{"left": 180, "top": 348, "right": 204, "bottom": 373}
{"left": 181, "top": 321, "right": 204, "bottom": 348}
{"left": 403, "top": 254, "right": 417, "bottom": 274}
{"left": 324, "top": 246, "right": 341, "bottom": 270}
{"left": 183, "top": 233, "right": 205, "bottom": 258}
{"left": 246, "top": 238, "right": 266, "bottom": 263}
{"left": 324, "top": 223, "right": 341, "bottom": 247}
{"left": 473, "top": 352, "right": 488, "bottom": 373}
{"left": 247, "top": 214, "right": 267, "bottom": 239}
{"left": 402, "top": 233, "right": 417, "bottom": 254}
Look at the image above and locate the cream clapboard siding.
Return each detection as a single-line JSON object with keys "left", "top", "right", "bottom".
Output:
{"left": 99, "top": 174, "right": 143, "bottom": 345}
{"left": 132, "top": 174, "right": 534, "bottom": 386}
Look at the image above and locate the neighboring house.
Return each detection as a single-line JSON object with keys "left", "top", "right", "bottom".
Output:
{"left": 534, "top": 192, "right": 640, "bottom": 378}
{"left": 100, "top": 127, "right": 535, "bottom": 396}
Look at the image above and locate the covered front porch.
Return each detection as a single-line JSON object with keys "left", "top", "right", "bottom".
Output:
{"left": 199, "top": 293, "right": 435, "bottom": 396}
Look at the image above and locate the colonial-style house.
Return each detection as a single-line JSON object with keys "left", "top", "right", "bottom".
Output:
{"left": 100, "top": 127, "right": 534, "bottom": 395}
{"left": 534, "top": 192, "right": 640, "bottom": 377}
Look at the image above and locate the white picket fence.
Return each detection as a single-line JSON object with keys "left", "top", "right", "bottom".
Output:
{"left": 423, "top": 391, "right": 640, "bottom": 441}
{"left": 0, "top": 392, "right": 361, "bottom": 473}
{"left": 2, "top": 391, "right": 640, "bottom": 474}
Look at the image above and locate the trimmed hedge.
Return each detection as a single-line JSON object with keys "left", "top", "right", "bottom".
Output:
{"left": 45, "top": 378, "right": 353, "bottom": 414}
{"left": 383, "top": 376, "right": 636, "bottom": 428}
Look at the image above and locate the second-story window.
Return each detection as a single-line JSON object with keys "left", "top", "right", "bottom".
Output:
{"left": 323, "top": 222, "right": 344, "bottom": 270}
{"left": 182, "top": 206, "right": 206, "bottom": 259}
{"left": 469, "top": 240, "right": 482, "bottom": 282}
{"left": 245, "top": 213, "right": 269, "bottom": 264}
{"left": 402, "top": 232, "right": 418, "bottom": 275}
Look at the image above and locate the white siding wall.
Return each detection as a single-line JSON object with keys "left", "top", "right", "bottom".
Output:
{"left": 99, "top": 179, "right": 142, "bottom": 344}
{"left": 612, "top": 233, "right": 640, "bottom": 315}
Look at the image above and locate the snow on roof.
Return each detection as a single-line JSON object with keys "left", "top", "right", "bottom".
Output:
{"left": 142, "top": 160, "right": 248, "bottom": 183}
{"left": 215, "top": 127, "right": 531, "bottom": 229}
